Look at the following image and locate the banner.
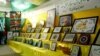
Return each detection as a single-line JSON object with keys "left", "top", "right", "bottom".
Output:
{"left": 0, "top": 17, "right": 5, "bottom": 31}
{"left": 56, "top": 0, "right": 100, "bottom": 15}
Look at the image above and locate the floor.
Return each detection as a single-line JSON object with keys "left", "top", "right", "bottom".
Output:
{"left": 0, "top": 45, "right": 20, "bottom": 56}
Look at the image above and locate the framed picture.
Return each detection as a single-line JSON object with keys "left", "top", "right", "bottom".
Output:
{"left": 78, "top": 34, "right": 90, "bottom": 45}
{"left": 30, "top": 28, "right": 35, "bottom": 33}
{"left": 35, "top": 33, "right": 40, "bottom": 39}
{"left": 53, "top": 27, "right": 62, "bottom": 33}
{"left": 46, "top": 8, "right": 56, "bottom": 27}
{"left": 28, "top": 39, "right": 33, "bottom": 45}
{"left": 50, "top": 34, "right": 60, "bottom": 41}
{"left": 43, "top": 28, "right": 50, "bottom": 33}
{"left": 50, "top": 42, "right": 57, "bottom": 51}
{"left": 7, "top": 31, "right": 13, "bottom": 39}
{"left": 13, "top": 32, "right": 19, "bottom": 37}
{"left": 27, "top": 27, "right": 32, "bottom": 33}
{"left": 62, "top": 27, "right": 70, "bottom": 33}
{"left": 70, "top": 45, "right": 80, "bottom": 56}
{"left": 40, "top": 33, "right": 48, "bottom": 40}
{"left": 37, "top": 40, "right": 42, "bottom": 47}
{"left": 89, "top": 45, "right": 100, "bottom": 56}
{"left": 35, "top": 28, "right": 41, "bottom": 33}
{"left": 59, "top": 14, "right": 72, "bottom": 26}
{"left": 93, "top": 29, "right": 100, "bottom": 45}
{"left": 71, "top": 16, "right": 98, "bottom": 33}
{"left": 30, "top": 34, "right": 35, "bottom": 38}
{"left": 63, "top": 34, "right": 76, "bottom": 43}
{"left": 33, "top": 41, "right": 37, "bottom": 46}
{"left": 43, "top": 43, "right": 50, "bottom": 49}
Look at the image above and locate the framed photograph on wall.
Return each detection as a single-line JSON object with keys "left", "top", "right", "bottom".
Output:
{"left": 70, "top": 45, "right": 80, "bottom": 56}
{"left": 37, "top": 40, "right": 42, "bottom": 47}
{"left": 35, "top": 28, "right": 41, "bottom": 33}
{"left": 43, "top": 28, "right": 50, "bottom": 33}
{"left": 43, "top": 43, "right": 50, "bottom": 49}
{"left": 30, "top": 28, "right": 35, "bottom": 33}
{"left": 78, "top": 34, "right": 90, "bottom": 45}
{"left": 53, "top": 27, "right": 62, "bottom": 33}
{"left": 50, "top": 42, "right": 57, "bottom": 51}
{"left": 62, "top": 27, "right": 70, "bottom": 33}
{"left": 89, "top": 45, "right": 100, "bottom": 56}
{"left": 93, "top": 29, "right": 100, "bottom": 45}
{"left": 50, "top": 34, "right": 60, "bottom": 41}
{"left": 59, "top": 14, "right": 72, "bottom": 26}
{"left": 7, "top": 31, "right": 13, "bottom": 39}
{"left": 40, "top": 33, "right": 48, "bottom": 40}
{"left": 62, "top": 34, "right": 76, "bottom": 43}
{"left": 46, "top": 8, "right": 56, "bottom": 27}
{"left": 35, "top": 33, "right": 40, "bottom": 39}
{"left": 71, "top": 16, "right": 98, "bottom": 33}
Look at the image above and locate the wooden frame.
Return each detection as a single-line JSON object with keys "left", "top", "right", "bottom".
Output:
{"left": 70, "top": 45, "right": 80, "bottom": 56}
{"left": 53, "top": 27, "right": 62, "bottom": 33}
{"left": 62, "top": 27, "right": 71, "bottom": 33}
{"left": 89, "top": 45, "right": 100, "bottom": 56}
{"left": 40, "top": 33, "right": 48, "bottom": 40}
{"left": 35, "top": 33, "right": 40, "bottom": 39}
{"left": 71, "top": 16, "right": 98, "bottom": 33}
{"left": 46, "top": 8, "right": 56, "bottom": 27}
{"left": 78, "top": 34, "right": 90, "bottom": 45}
{"left": 59, "top": 14, "right": 72, "bottom": 26}
{"left": 50, "top": 33, "right": 60, "bottom": 41}
{"left": 43, "top": 27, "right": 50, "bottom": 33}
{"left": 62, "top": 34, "right": 76, "bottom": 43}
{"left": 43, "top": 43, "right": 50, "bottom": 49}
{"left": 50, "top": 42, "right": 57, "bottom": 51}
{"left": 37, "top": 40, "right": 42, "bottom": 47}
{"left": 93, "top": 29, "right": 100, "bottom": 45}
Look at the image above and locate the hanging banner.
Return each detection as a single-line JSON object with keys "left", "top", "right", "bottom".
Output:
{"left": 0, "top": 17, "right": 5, "bottom": 31}
{"left": 56, "top": 0, "right": 100, "bottom": 15}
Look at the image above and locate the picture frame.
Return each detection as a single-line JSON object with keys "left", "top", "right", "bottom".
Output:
{"left": 43, "top": 27, "right": 50, "bottom": 33}
{"left": 37, "top": 40, "right": 42, "bottom": 47}
{"left": 35, "top": 33, "right": 40, "bottom": 39}
{"left": 93, "top": 29, "right": 100, "bottom": 45}
{"left": 89, "top": 45, "right": 100, "bottom": 56}
{"left": 78, "top": 34, "right": 90, "bottom": 45}
{"left": 28, "top": 39, "right": 33, "bottom": 45}
{"left": 7, "top": 31, "right": 13, "bottom": 39}
{"left": 62, "top": 27, "right": 71, "bottom": 33}
{"left": 71, "top": 16, "right": 98, "bottom": 33}
{"left": 62, "top": 34, "right": 76, "bottom": 43}
{"left": 70, "top": 45, "right": 80, "bottom": 56}
{"left": 59, "top": 14, "right": 72, "bottom": 26}
{"left": 53, "top": 27, "right": 62, "bottom": 33}
{"left": 30, "top": 28, "right": 35, "bottom": 33}
{"left": 43, "top": 43, "right": 50, "bottom": 49}
{"left": 46, "top": 8, "right": 56, "bottom": 27}
{"left": 50, "top": 42, "right": 57, "bottom": 51}
{"left": 50, "top": 33, "right": 60, "bottom": 41}
{"left": 13, "top": 32, "right": 19, "bottom": 37}
{"left": 40, "top": 33, "right": 48, "bottom": 40}
{"left": 35, "top": 28, "right": 41, "bottom": 33}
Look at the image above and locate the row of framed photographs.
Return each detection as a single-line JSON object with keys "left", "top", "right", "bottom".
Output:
{"left": 13, "top": 37, "right": 100, "bottom": 56}
{"left": 45, "top": 9, "right": 98, "bottom": 34}
{"left": 26, "top": 27, "right": 71, "bottom": 33}
{"left": 20, "top": 28, "right": 100, "bottom": 45}
{"left": 27, "top": 15, "right": 98, "bottom": 34}
{"left": 14, "top": 38, "right": 57, "bottom": 51}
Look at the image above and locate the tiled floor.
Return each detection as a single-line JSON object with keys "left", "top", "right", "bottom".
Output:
{"left": 0, "top": 45, "right": 20, "bottom": 56}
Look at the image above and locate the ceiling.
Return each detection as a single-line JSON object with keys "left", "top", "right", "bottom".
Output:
{"left": 0, "top": 0, "right": 49, "bottom": 11}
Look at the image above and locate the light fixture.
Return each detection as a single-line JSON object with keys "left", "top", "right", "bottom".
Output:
{"left": 11, "top": 0, "right": 32, "bottom": 11}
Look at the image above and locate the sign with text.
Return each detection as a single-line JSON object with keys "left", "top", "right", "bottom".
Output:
{"left": 56, "top": 0, "right": 100, "bottom": 15}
